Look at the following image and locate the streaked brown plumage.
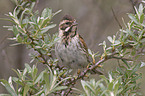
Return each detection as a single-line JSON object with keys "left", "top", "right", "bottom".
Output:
{"left": 55, "top": 15, "right": 102, "bottom": 74}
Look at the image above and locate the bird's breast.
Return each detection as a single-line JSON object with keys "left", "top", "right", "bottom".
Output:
{"left": 55, "top": 36, "right": 88, "bottom": 68}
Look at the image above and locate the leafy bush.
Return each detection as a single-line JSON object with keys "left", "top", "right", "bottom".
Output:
{"left": 0, "top": 0, "right": 145, "bottom": 96}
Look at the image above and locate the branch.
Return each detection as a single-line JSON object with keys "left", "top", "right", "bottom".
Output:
{"left": 112, "top": 56, "right": 132, "bottom": 61}
{"left": 64, "top": 52, "right": 117, "bottom": 87}
{"left": 111, "top": 7, "right": 122, "bottom": 29}
{"left": 63, "top": 45, "right": 135, "bottom": 94}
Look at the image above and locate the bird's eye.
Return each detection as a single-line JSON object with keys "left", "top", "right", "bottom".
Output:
{"left": 66, "top": 22, "right": 71, "bottom": 25}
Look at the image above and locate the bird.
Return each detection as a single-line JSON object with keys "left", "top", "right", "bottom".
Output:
{"left": 55, "top": 15, "right": 103, "bottom": 75}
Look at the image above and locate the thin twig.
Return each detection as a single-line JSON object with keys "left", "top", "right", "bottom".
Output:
{"left": 111, "top": 7, "right": 122, "bottom": 29}
{"left": 112, "top": 56, "right": 132, "bottom": 61}
{"left": 65, "top": 88, "right": 72, "bottom": 96}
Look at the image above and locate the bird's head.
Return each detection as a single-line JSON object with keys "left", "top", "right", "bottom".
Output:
{"left": 59, "top": 15, "right": 78, "bottom": 36}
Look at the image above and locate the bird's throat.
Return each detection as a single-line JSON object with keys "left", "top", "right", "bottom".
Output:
{"left": 62, "top": 30, "right": 77, "bottom": 47}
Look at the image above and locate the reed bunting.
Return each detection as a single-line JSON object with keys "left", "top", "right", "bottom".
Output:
{"left": 55, "top": 15, "right": 102, "bottom": 75}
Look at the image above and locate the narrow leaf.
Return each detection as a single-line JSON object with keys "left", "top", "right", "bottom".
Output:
{"left": 107, "top": 36, "right": 113, "bottom": 43}
{"left": 23, "top": 85, "right": 30, "bottom": 96}
{"left": 128, "top": 14, "right": 139, "bottom": 24}
{"left": 0, "top": 94, "right": 11, "bottom": 96}
{"left": 41, "top": 24, "right": 56, "bottom": 33}
{"left": 0, "top": 80, "right": 17, "bottom": 96}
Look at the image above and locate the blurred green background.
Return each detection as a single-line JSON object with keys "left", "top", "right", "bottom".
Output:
{"left": 0, "top": 0, "right": 144, "bottom": 95}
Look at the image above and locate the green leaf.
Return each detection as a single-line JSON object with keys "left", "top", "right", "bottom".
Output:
{"left": 12, "top": 77, "right": 19, "bottom": 83}
{"left": 25, "top": 63, "right": 32, "bottom": 72}
{"left": 8, "top": 77, "right": 15, "bottom": 91}
{"left": 108, "top": 82, "right": 113, "bottom": 91}
{"left": 83, "top": 80, "right": 95, "bottom": 94}
{"left": 0, "top": 18, "right": 16, "bottom": 24}
{"left": 99, "top": 83, "right": 106, "bottom": 91}
{"left": 107, "top": 36, "right": 113, "bottom": 43}
{"left": 108, "top": 74, "right": 113, "bottom": 82}
{"left": 72, "top": 88, "right": 84, "bottom": 94}
{"left": 138, "top": 30, "right": 144, "bottom": 41}
{"left": 81, "top": 80, "right": 90, "bottom": 96}
{"left": 20, "top": 8, "right": 30, "bottom": 21}
{"left": 100, "top": 75, "right": 108, "bottom": 84}
{"left": 12, "top": 26, "right": 19, "bottom": 36}
{"left": 43, "top": 72, "right": 50, "bottom": 94}
{"left": 0, "top": 94, "right": 11, "bottom": 96}
{"left": 126, "top": 29, "right": 137, "bottom": 41}
{"left": 23, "top": 85, "right": 30, "bottom": 96}
{"left": 100, "top": 89, "right": 107, "bottom": 96}
{"left": 140, "top": 13, "right": 144, "bottom": 23}
{"left": 140, "top": 62, "right": 145, "bottom": 68}
{"left": 34, "top": 70, "right": 45, "bottom": 84}
{"left": 88, "top": 49, "right": 93, "bottom": 55}
{"left": 116, "top": 67, "right": 124, "bottom": 74}
{"left": 123, "top": 84, "right": 136, "bottom": 93}
{"left": 16, "top": 34, "right": 23, "bottom": 42}
{"left": 41, "top": 8, "right": 52, "bottom": 19}
{"left": 22, "top": 68, "right": 27, "bottom": 79}
{"left": 41, "top": 24, "right": 56, "bottom": 33}
{"left": 9, "top": 12, "right": 19, "bottom": 24}
{"left": 40, "top": 18, "right": 50, "bottom": 28}
{"left": 140, "top": 38, "right": 145, "bottom": 43}
{"left": 114, "top": 83, "right": 119, "bottom": 95}
{"left": 32, "top": 65, "right": 38, "bottom": 79}
{"left": 117, "top": 88, "right": 123, "bottom": 94}
{"left": 52, "top": 86, "right": 68, "bottom": 92}
{"left": 134, "top": 7, "right": 140, "bottom": 22}
{"left": 33, "top": 89, "right": 44, "bottom": 96}
{"left": 10, "top": 43, "right": 21, "bottom": 46}
{"left": 17, "top": 25, "right": 26, "bottom": 33}
{"left": 131, "top": 49, "right": 136, "bottom": 56}
{"left": 128, "top": 14, "right": 139, "bottom": 24}
{"left": 0, "top": 79, "right": 17, "bottom": 96}
{"left": 30, "top": 2, "right": 36, "bottom": 11}
{"left": 131, "top": 63, "right": 141, "bottom": 76}
{"left": 139, "top": 3, "right": 144, "bottom": 14}
{"left": 35, "top": 46, "right": 42, "bottom": 49}
{"left": 114, "top": 40, "right": 121, "bottom": 46}
{"left": 12, "top": 69, "right": 21, "bottom": 79}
